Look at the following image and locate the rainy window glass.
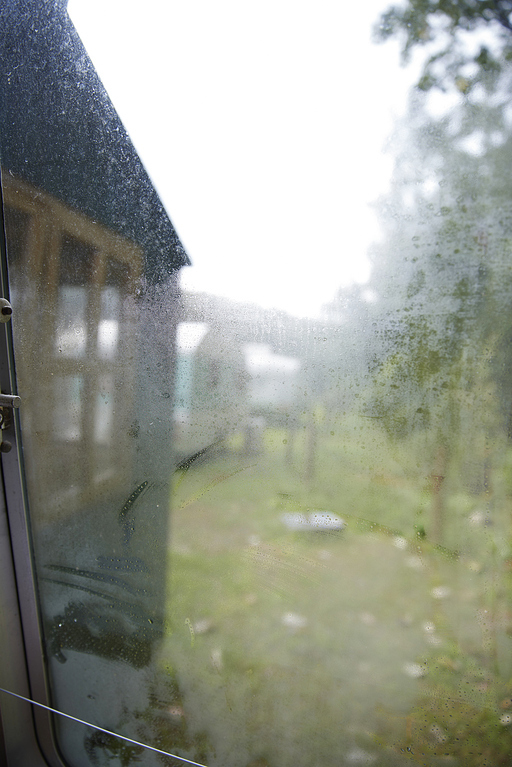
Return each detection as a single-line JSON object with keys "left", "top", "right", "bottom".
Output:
{"left": 97, "top": 259, "right": 131, "bottom": 359}
{"left": 4, "top": 204, "right": 33, "bottom": 313}
{"left": 55, "top": 235, "right": 95, "bottom": 358}
{"left": 2, "top": 1, "right": 512, "bottom": 766}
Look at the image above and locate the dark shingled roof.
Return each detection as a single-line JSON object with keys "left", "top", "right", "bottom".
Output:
{"left": 0, "top": 0, "right": 190, "bottom": 283}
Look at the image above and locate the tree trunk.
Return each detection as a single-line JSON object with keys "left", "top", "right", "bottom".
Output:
{"left": 430, "top": 445, "right": 446, "bottom": 545}
{"left": 304, "top": 414, "right": 317, "bottom": 486}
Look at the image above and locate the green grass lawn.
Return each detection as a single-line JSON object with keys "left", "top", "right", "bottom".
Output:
{"left": 156, "top": 423, "right": 512, "bottom": 767}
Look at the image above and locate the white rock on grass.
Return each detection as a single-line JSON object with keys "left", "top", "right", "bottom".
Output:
{"left": 281, "top": 612, "right": 308, "bottom": 630}
{"left": 468, "top": 510, "right": 486, "bottom": 527}
{"left": 345, "top": 747, "right": 377, "bottom": 765}
{"left": 431, "top": 586, "right": 451, "bottom": 599}
{"left": 193, "top": 618, "right": 214, "bottom": 635}
{"left": 359, "top": 612, "right": 376, "bottom": 626}
{"left": 282, "top": 511, "right": 345, "bottom": 532}
{"left": 210, "top": 648, "right": 223, "bottom": 672}
{"left": 403, "top": 662, "right": 427, "bottom": 678}
{"left": 430, "top": 724, "right": 447, "bottom": 743}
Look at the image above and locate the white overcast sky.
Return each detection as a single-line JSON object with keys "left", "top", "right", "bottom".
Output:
{"left": 68, "top": 0, "right": 420, "bottom": 318}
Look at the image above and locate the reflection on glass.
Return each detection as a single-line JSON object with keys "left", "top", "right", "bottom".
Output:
{"left": 174, "top": 322, "right": 209, "bottom": 431}
{"left": 0, "top": 0, "right": 182, "bottom": 750}
{"left": 3, "top": 206, "right": 31, "bottom": 264}
{"left": 55, "top": 285, "right": 88, "bottom": 357}
{"left": 4, "top": 0, "right": 512, "bottom": 765}
{"left": 53, "top": 375, "right": 83, "bottom": 442}
{"left": 98, "top": 288, "right": 120, "bottom": 359}
{"left": 55, "top": 235, "right": 95, "bottom": 358}
{"left": 3, "top": 205, "right": 35, "bottom": 319}
{"left": 94, "top": 373, "right": 114, "bottom": 445}
{"left": 97, "top": 259, "right": 131, "bottom": 359}
{"left": 3, "top": 206, "right": 29, "bottom": 308}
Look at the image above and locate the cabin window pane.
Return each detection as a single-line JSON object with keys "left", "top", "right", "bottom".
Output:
{"left": 55, "top": 236, "right": 95, "bottom": 359}
{"left": 97, "top": 287, "right": 120, "bottom": 358}
{"left": 53, "top": 374, "right": 83, "bottom": 442}
{"left": 97, "top": 259, "right": 131, "bottom": 359}
{"left": 93, "top": 373, "right": 114, "bottom": 446}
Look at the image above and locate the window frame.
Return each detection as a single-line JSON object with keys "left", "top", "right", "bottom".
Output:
{"left": 0, "top": 172, "right": 65, "bottom": 766}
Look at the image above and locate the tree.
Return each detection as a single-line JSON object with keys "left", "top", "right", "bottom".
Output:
{"left": 359, "top": 3, "right": 512, "bottom": 541}
{"left": 375, "top": 0, "right": 512, "bottom": 93}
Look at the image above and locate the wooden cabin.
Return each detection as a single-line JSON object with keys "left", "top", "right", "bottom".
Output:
{"left": 0, "top": 2, "right": 189, "bottom": 763}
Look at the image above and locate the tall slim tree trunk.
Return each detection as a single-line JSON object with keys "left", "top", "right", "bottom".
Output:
{"left": 304, "top": 413, "right": 317, "bottom": 486}
{"left": 430, "top": 445, "right": 446, "bottom": 545}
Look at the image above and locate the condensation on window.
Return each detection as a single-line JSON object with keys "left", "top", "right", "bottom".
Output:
{"left": 3, "top": 1, "right": 512, "bottom": 766}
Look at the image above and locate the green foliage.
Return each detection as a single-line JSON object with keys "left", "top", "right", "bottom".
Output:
{"left": 375, "top": 0, "right": 512, "bottom": 93}
{"left": 361, "top": 30, "right": 512, "bottom": 446}
{"left": 369, "top": 241, "right": 485, "bottom": 444}
{"left": 378, "top": 639, "right": 512, "bottom": 766}
{"left": 163, "top": 422, "right": 512, "bottom": 766}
